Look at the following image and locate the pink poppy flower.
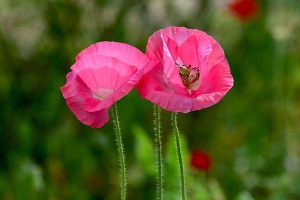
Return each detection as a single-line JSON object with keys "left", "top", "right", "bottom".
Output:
{"left": 228, "top": 0, "right": 260, "bottom": 21}
{"left": 61, "top": 42, "right": 154, "bottom": 128}
{"left": 190, "top": 150, "right": 212, "bottom": 172}
{"left": 138, "top": 27, "right": 233, "bottom": 113}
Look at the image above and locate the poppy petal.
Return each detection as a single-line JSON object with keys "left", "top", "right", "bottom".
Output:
{"left": 60, "top": 72, "right": 110, "bottom": 128}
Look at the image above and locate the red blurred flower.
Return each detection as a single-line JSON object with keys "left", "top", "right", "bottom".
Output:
{"left": 138, "top": 26, "right": 233, "bottom": 113}
{"left": 61, "top": 42, "right": 154, "bottom": 128}
{"left": 228, "top": 0, "right": 260, "bottom": 21}
{"left": 190, "top": 150, "right": 212, "bottom": 172}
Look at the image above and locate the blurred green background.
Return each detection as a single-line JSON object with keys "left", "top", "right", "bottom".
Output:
{"left": 0, "top": 0, "right": 300, "bottom": 199}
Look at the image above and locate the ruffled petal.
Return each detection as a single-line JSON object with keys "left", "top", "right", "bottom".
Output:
{"left": 72, "top": 55, "right": 138, "bottom": 92}
{"left": 138, "top": 71, "right": 232, "bottom": 113}
{"left": 140, "top": 26, "right": 234, "bottom": 113}
{"left": 147, "top": 30, "right": 190, "bottom": 95}
{"left": 71, "top": 55, "right": 136, "bottom": 76}
{"left": 207, "top": 35, "right": 228, "bottom": 69}
{"left": 60, "top": 72, "right": 110, "bottom": 128}
{"left": 76, "top": 41, "right": 150, "bottom": 73}
{"left": 147, "top": 30, "right": 164, "bottom": 61}
{"left": 161, "top": 33, "right": 178, "bottom": 62}
{"left": 177, "top": 35, "right": 200, "bottom": 67}
{"left": 197, "top": 35, "right": 213, "bottom": 81}
{"left": 84, "top": 67, "right": 143, "bottom": 112}
{"left": 162, "top": 27, "right": 191, "bottom": 46}
{"left": 161, "top": 33, "right": 183, "bottom": 88}
{"left": 198, "top": 62, "right": 234, "bottom": 96}
{"left": 71, "top": 55, "right": 142, "bottom": 112}
{"left": 138, "top": 75, "right": 204, "bottom": 113}
{"left": 195, "top": 38, "right": 231, "bottom": 96}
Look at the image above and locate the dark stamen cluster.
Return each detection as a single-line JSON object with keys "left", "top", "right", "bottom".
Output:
{"left": 176, "top": 63, "right": 200, "bottom": 88}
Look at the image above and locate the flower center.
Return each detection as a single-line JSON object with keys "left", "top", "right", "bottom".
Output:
{"left": 92, "top": 88, "right": 114, "bottom": 101}
{"left": 176, "top": 63, "right": 200, "bottom": 89}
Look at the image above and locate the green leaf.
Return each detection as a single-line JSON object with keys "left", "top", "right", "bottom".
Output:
{"left": 132, "top": 125, "right": 156, "bottom": 176}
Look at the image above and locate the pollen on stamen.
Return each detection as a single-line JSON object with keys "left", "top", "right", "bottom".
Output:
{"left": 175, "top": 63, "right": 200, "bottom": 89}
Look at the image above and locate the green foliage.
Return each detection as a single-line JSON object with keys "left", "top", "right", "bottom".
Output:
{"left": 132, "top": 125, "right": 156, "bottom": 177}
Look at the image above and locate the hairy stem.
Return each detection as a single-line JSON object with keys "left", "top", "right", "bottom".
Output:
{"left": 112, "top": 103, "right": 126, "bottom": 200}
{"left": 172, "top": 112, "right": 186, "bottom": 200}
{"left": 154, "top": 105, "right": 163, "bottom": 200}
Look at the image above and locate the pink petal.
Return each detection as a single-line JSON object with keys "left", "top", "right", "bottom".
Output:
{"left": 198, "top": 62, "right": 234, "bottom": 96}
{"left": 147, "top": 29, "right": 189, "bottom": 94}
{"left": 60, "top": 72, "right": 110, "bottom": 128}
{"left": 76, "top": 41, "right": 152, "bottom": 73}
{"left": 196, "top": 37, "right": 229, "bottom": 92}
{"left": 84, "top": 68, "right": 143, "bottom": 112}
{"left": 177, "top": 30, "right": 213, "bottom": 81}
{"left": 161, "top": 33, "right": 178, "bottom": 62}
{"left": 71, "top": 55, "right": 136, "bottom": 75}
{"left": 207, "top": 35, "right": 228, "bottom": 69}
{"left": 72, "top": 55, "right": 138, "bottom": 92}
{"left": 177, "top": 35, "right": 200, "bottom": 67}
{"left": 138, "top": 71, "right": 231, "bottom": 113}
{"left": 197, "top": 35, "right": 213, "bottom": 80}
{"left": 147, "top": 27, "right": 192, "bottom": 60}
{"left": 138, "top": 76, "right": 196, "bottom": 113}
{"left": 162, "top": 27, "right": 191, "bottom": 46}
{"left": 71, "top": 54, "right": 142, "bottom": 112}
{"left": 147, "top": 30, "right": 164, "bottom": 61}
{"left": 161, "top": 34, "right": 184, "bottom": 88}
{"left": 139, "top": 26, "right": 234, "bottom": 113}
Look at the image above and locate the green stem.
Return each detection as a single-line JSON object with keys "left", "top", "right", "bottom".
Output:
{"left": 172, "top": 112, "right": 186, "bottom": 200}
{"left": 112, "top": 103, "right": 126, "bottom": 200}
{"left": 154, "top": 105, "right": 163, "bottom": 200}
